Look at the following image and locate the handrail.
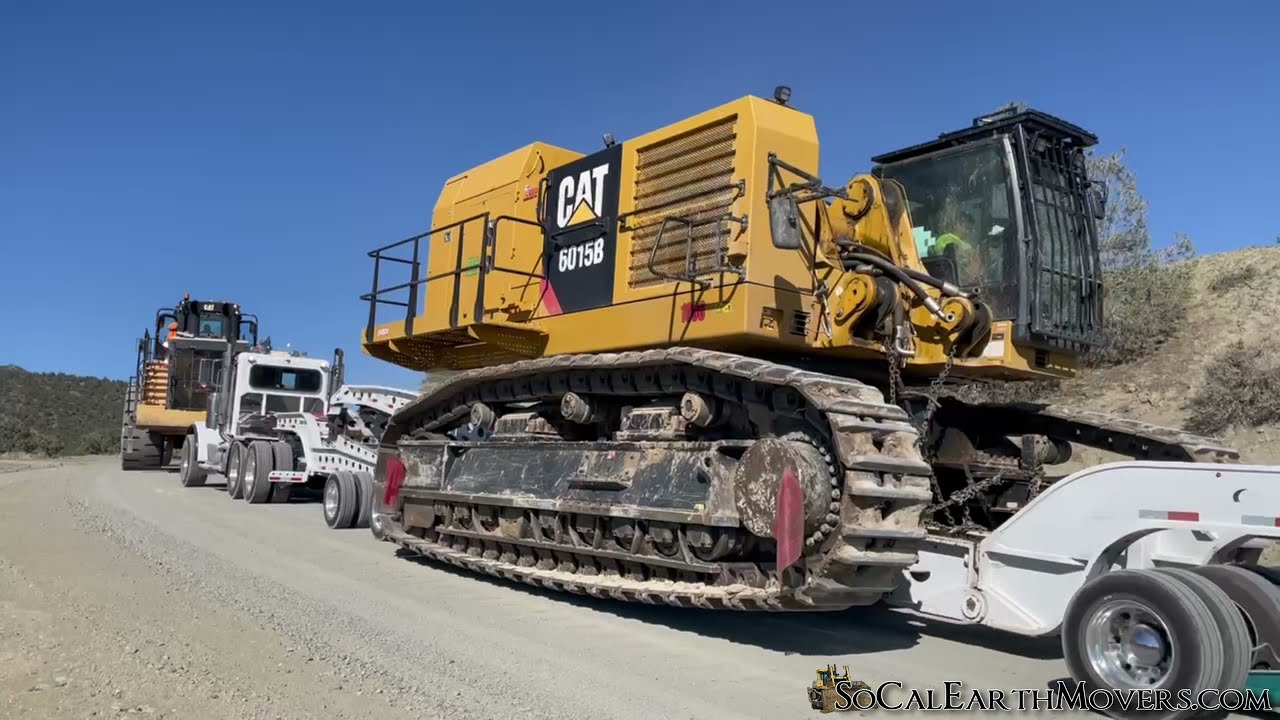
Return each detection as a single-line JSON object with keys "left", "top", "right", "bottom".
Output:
{"left": 361, "top": 213, "right": 549, "bottom": 344}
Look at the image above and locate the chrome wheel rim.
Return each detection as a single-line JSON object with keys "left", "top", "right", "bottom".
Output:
{"left": 180, "top": 444, "right": 190, "bottom": 478}
{"left": 227, "top": 450, "right": 240, "bottom": 492}
{"left": 324, "top": 478, "right": 339, "bottom": 520}
{"left": 1085, "top": 598, "right": 1173, "bottom": 689}
{"left": 243, "top": 450, "right": 256, "bottom": 497}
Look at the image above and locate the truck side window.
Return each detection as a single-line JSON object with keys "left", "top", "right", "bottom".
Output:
{"left": 239, "top": 393, "right": 263, "bottom": 415}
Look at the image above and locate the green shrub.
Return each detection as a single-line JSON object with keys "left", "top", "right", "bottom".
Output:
{"left": 1184, "top": 341, "right": 1280, "bottom": 435}
{"left": 1208, "top": 263, "right": 1259, "bottom": 294}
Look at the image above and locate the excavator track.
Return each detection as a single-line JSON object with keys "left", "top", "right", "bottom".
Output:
{"left": 934, "top": 398, "right": 1241, "bottom": 465}
{"left": 379, "top": 347, "right": 933, "bottom": 611}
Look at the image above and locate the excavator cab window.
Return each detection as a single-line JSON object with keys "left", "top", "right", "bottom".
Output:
{"left": 878, "top": 140, "right": 1019, "bottom": 320}
{"left": 873, "top": 107, "right": 1103, "bottom": 351}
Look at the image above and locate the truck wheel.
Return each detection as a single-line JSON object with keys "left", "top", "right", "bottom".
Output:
{"left": 1155, "top": 568, "right": 1251, "bottom": 711}
{"left": 352, "top": 472, "right": 373, "bottom": 529}
{"left": 269, "top": 441, "right": 294, "bottom": 503}
{"left": 1238, "top": 562, "right": 1280, "bottom": 588}
{"left": 1062, "top": 569, "right": 1222, "bottom": 720}
{"left": 1190, "top": 564, "right": 1280, "bottom": 670}
{"left": 225, "top": 443, "right": 245, "bottom": 499}
{"left": 323, "top": 471, "right": 358, "bottom": 529}
{"left": 243, "top": 441, "right": 275, "bottom": 504}
{"left": 178, "top": 433, "right": 207, "bottom": 487}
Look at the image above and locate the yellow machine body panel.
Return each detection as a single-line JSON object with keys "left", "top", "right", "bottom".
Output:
{"left": 362, "top": 95, "right": 1086, "bottom": 383}
{"left": 134, "top": 404, "right": 206, "bottom": 434}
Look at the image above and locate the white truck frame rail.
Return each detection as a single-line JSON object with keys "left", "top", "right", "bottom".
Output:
{"left": 889, "top": 460, "right": 1280, "bottom": 636}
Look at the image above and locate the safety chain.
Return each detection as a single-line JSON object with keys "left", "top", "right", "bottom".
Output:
{"left": 883, "top": 338, "right": 985, "bottom": 527}
{"left": 926, "top": 465, "right": 1009, "bottom": 533}
{"left": 917, "top": 344, "right": 957, "bottom": 443}
{"left": 1025, "top": 446, "right": 1046, "bottom": 501}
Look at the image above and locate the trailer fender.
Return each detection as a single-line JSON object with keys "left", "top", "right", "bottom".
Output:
{"left": 189, "top": 423, "right": 219, "bottom": 468}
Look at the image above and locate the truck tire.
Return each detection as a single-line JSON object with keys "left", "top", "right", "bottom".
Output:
{"left": 1190, "top": 564, "right": 1280, "bottom": 670}
{"left": 1238, "top": 562, "right": 1280, "bottom": 588}
{"left": 269, "top": 441, "right": 294, "bottom": 503}
{"left": 1062, "top": 569, "right": 1222, "bottom": 720}
{"left": 225, "top": 442, "right": 246, "bottom": 499}
{"left": 121, "top": 427, "right": 163, "bottom": 471}
{"left": 1155, "top": 568, "right": 1251, "bottom": 714}
{"left": 178, "top": 433, "right": 207, "bottom": 487}
{"left": 352, "top": 471, "right": 373, "bottom": 529}
{"left": 323, "top": 471, "right": 358, "bottom": 529}
{"left": 243, "top": 441, "right": 275, "bottom": 504}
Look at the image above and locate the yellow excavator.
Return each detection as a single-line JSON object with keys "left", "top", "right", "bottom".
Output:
{"left": 357, "top": 88, "right": 1237, "bottom": 610}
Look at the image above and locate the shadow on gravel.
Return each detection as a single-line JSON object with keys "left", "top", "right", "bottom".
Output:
{"left": 390, "top": 548, "right": 1061, "bottom": 661}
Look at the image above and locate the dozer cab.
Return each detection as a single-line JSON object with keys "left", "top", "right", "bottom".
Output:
{"left": 356, "top": 89, "right": 1238, "bottom": 611}
{"left": 120, "top": 294, "right": 258, "bottom": 470}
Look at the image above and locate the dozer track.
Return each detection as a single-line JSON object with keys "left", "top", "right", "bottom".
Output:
{"left": 380, "top": 348, "right": 934, "bottom": 611}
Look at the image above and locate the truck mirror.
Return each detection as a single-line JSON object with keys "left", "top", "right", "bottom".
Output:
{"left": 1087, "top": 181, "right": 1108, "bottom": 221}
{"left": 768, "top": 195, "right": 803, "bottom": 250}
{"left": 206, "top": 391, "right": 220, "bottom": 428}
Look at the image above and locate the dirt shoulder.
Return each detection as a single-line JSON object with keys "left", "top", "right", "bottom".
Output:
{"left": 0, "top": 463, "right": 424, "bottom": 720}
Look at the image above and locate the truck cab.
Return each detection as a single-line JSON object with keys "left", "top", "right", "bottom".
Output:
{"left": 224, "top": 351, "right": 331, "bottom": 436}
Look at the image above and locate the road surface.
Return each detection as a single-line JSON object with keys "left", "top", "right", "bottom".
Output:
{"left": 0, "top": 458, "right": 1215, "bottom": 719}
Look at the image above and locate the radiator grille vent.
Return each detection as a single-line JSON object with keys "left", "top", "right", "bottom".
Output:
{"left": 627, "top": 115, "right": 739, "bottom": 289}
{"left": 789, "top": 311, "right": 810, "bottom": 337}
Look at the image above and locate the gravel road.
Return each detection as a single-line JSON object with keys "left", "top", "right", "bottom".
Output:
{"left": 0, "top": 458, "right": 1237, "bottom": 719}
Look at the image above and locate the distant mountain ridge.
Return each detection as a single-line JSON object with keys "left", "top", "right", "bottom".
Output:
{"left": 0, "top": 365, "right": 125, "bottom": 457}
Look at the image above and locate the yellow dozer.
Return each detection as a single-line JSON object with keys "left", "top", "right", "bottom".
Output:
{"left": 358, "top": 88, "right": 1237, "bottom": 610}
{"left": 121, "top": 295, "right": 258, "bottom": 470}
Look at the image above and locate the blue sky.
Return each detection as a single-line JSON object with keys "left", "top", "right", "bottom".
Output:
{"left": 2, "top": 1, "right": 1277, "bottom": 387}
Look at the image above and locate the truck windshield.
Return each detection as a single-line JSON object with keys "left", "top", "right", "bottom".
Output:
{"left": 878, "top": 141, "right": 1018, "bottom": 319}
{"left": 249, "top": 365, "right": 323, "bottom": 393}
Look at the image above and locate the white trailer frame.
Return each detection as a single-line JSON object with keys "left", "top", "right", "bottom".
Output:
{"left": 887, "top": 460, "right": 1280, "bottom": 636}
{"left": 265, "top": 385, "right": 416, "bottom": 484}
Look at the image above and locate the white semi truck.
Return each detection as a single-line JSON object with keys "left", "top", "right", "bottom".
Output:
{"left": 177, "top": 345, "right": 415, "bottom": 529}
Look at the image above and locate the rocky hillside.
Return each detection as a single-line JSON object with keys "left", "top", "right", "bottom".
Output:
{"left": 0, "top": 366, "right": 125, "bottom": 457}
{"left": 1035, "top": 245, "right": 1280, "bottom": 464}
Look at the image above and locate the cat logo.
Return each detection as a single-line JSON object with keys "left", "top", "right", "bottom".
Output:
{"left": 555, "top": 163, "right": 611, "bottom": 229}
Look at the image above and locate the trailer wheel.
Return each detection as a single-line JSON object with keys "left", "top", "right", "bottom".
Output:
{"left": 352, "top": 471, "right": 373, "bottom": 529}
{"left": 1190, "top": 564, "right": 1280, "bottom": 670}
{"left": 323, "top": 471, "right": 358, "bottom": 529}
{"left": 1062, "top": 569, "right": 1222, "bottom": 719}
{"left": 243, "top": 441, "right": 275, "bottom": 504}
{"left": 1154, "top": 568, "right": 1251, "bottom": 711}
{"left": 269, "top": 441, "right": 294, "bottom": 503}
{"left": 225, "top": 443, "right": 245, "bottom": 499}
{"left": 1238, "top": 562, "right": 1280, "bottom": 588}
{"left": 178, "top": 433, "right": 207, "bottom": 487}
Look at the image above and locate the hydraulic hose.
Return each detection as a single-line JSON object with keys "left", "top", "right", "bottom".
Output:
{"left": 842, "top": 252, "right": 955, "bottom": 322}
{"left": 842, "top": 247, "right": 967, "bottom": 298}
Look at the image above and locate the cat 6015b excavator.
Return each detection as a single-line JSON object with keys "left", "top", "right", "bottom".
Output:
{"left": 357, "top": 89, "right": 1238, "bottom": 611}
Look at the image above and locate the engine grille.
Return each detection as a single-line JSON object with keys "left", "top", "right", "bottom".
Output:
{"left": 627, "top": 115, "right": 739, "bottom": 289}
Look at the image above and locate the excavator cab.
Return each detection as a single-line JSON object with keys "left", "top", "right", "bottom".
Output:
{"left": 872, "top": 106, "right": 1105, "bottom": 354}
